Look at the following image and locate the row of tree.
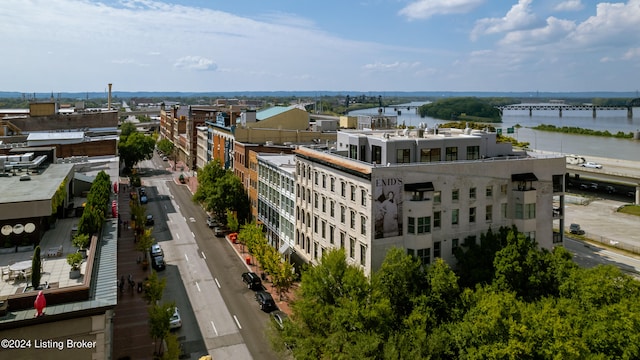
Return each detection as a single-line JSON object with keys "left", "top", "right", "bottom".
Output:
{"left": 533, "top": 124, "right": 635, "bottom": 139}
{"left": 418, "top": 97, "right": 503, "bottom": 122}
{"left": 192, "top": 160, "right": 250, "bottom": 223}
{"left": 273, "top": 227, "right": 640, "bottom": 359}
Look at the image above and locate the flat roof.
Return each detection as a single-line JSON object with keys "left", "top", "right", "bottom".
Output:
{"left": 0, "top": 163, "right": 74, "bottom": 204}
{"left": 27, "top": 132, "right": 85, "bottom": 141}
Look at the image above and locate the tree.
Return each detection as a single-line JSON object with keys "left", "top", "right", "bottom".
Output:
{"left": 51, "top": 179, "right": 67, "bottom": 215}
{"left": 162, "top": 332, "right": 181, "bottom": 360}
{"left": 72, "top": 233, "right": 90, "bottom": 251}
{"left": 120, "top": 122, "right": 137, "bottom": 137}
{"left": 156, "top": 138, "right": 175, "bottom": 155}
{"left": 143, "top": 270, "right": 166, "bottom": 305}
{"left": 148, "top": 302, "right": 175, "bottom": 356}
{"left": 118, "top": 131, "right": 156, "bottom": 172}
{"left": 135, "top": 228, "right": 155, "bottom": 262}
{"left": 226, "top": 209, "right": 239, "bottom": 233}
{"left": 31, "top": 246, "right": 41, "bottom": 289}
{"left": 77, "top": 205, "right": 104, "bottom": 237}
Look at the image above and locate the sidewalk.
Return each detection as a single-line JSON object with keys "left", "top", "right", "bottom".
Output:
{"left": 113, "top": 180, "right": 156, "bottom": 360}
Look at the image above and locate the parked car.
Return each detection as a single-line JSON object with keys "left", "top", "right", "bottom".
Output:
{"left": 150, "top": 244, "right": 163, "bottom": 257}
{"left": 255, "top": 290, "right": 277, "bottom": 312}
{"left": 606, "top": 185, "right": 616, "bottom": 194}
{"left": 169, "top": 307, "right": 182, "bottom": 329}
{"left": 145, "top": 214, "right": 154, "bottom": 226}
{"left": 162, "top": 156, "right": 168, "bottom": 161}
{"left": 206, "top": 217, "right": 217, "bottom": 228}
{"left": 569, "top": 223, "right": 585, "bottom": 235}
{"left": 270, "top": 310, "right": 289, "bottom": 330}
{"left": 242, "top": 272, "right": 262, "bottom": 290}
{"left": 581, "top": 162, "right": 602, "bottom": 169}
{"left": 152, "top": 255, "right": 166, "bottom": 271}
{"left": 214, "top": 227, "right": 225, "bottom": 237}
{"left": 140, "top": 195, "right": 148, "bottom": 204}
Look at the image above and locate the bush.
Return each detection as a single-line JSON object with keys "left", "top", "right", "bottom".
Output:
{"left": 67, "top": 252, "right": 83, "bottom": 271}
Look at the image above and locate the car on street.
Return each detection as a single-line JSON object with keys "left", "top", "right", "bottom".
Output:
{"left": 580, "top": 162, "right": 602, "bottom": 169}
{"left": 150, "top": 243, "right": 163, "bottom": 257}
{"left": 214, "top": 227, "right": 225, "bottom": 237}
{"left": 169, "top": 307, "right": 182, "bottom": 329}
{"left": 255, "top": 290, "right": 277, "bottom": 312}
{"left": 162, "top": 156, "right": 168, "bottom": 161}
{"left": 145, "top": 214, "right": 154, "bottom": 226}
{"left": 270, "top": 310, "right": 289, "bottom": 330}
{"left": 206, "top": 217, "right": 217, "bottom": 228}
{"left": 152, "top": 255, "right": 166, "bottom": 271}
{"left": 242, "top": 272, "right": 262, "bottom": 290}
{"left": 140, "top": 195, "right": 148, "bottom": 204}
{"left": 569, "top": 223, "right": 585, "bottom": 235}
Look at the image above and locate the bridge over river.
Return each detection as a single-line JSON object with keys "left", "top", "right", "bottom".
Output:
{"left": 498, "top": 98, "right": 640, "bottom": 118}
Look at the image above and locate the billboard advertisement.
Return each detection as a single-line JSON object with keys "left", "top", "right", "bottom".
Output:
{"left": 374, "top": 177, "right": 403, "bottom": 239}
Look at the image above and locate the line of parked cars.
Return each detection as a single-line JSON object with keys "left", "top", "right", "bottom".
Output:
{"left": 242, "top": 271, "right": 277, "bottom": 312}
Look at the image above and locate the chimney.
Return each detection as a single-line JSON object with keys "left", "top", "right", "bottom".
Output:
{"left": 108, "top": 83, "right": 112, "bottom": 110}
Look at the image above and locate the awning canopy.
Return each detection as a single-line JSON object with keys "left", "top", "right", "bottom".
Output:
{"left": 404, "top": 182, "right": 434, "bottom": 192}
{"left": 278, "top": 243, "right": 293, "bottom": 255}
{"left": 511, "top": 173, "right": 538, "bottom": 182}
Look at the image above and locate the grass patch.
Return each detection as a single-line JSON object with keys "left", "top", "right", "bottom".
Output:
{"left": 618, "top": 204, "right": 640, "bottom": 216}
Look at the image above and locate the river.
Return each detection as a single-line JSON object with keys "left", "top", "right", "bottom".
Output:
{"left": 349, "top": 103, "right": 640, "bottom": 162}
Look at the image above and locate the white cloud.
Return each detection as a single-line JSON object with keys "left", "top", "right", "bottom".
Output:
{"left": 622, "top": 48, "right": 640, "bottom": 60}
{"left": 173, "top": 56, "right": 217, "bottom": 71}
{"left": 362, "top": 61, "right": 421, "bottom": 71}
{"left": 498, "top": 16, "right": 576, "bottom": 47}
{"left": 554, "top": 0, "right": 584, "bottom": 12}
{"left": 471, "top": 0, "right": 536, "bottom": 40}
{"left": 398, "top": 0, "right": 484, "bottom": 20}
{"left": 568, "top": 0, "right": 640, "bottom": 47}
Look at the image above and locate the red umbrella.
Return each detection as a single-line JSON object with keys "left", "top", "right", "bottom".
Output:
{"left": 112, "top": 200, "right": 118, "bottom": 217}
{"left": 113, "top": 182, "right": 118, "bottom": 193}
{"left": 34, "top": 290, "right": 46, "bottom": 317}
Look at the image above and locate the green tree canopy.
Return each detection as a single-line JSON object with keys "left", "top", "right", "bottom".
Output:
{"left": 118, "top": 130, "right": 155, "bottom": 172}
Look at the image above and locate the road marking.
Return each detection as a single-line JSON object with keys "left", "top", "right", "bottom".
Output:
{"left": 210, "top": 320, "right": 218, "bottom": 336}
{"left": 195, "top": 281, "right": 201, "bottom": 292}
{"left": 214, "top": 278, "right": 221, "bottom": 288}
{"left": 176, "top": 233, "right": 180, "bottom": 240}
{"left": 201, "top": 251, "right": 206, "bottom": 260}
{"left": 233, "top": 315, "right": 242, "bottom": 329}
{"left": 164, "top": 205, "right": 167, "bottom": 210}
{"left": 184, "top": 253, "right": 189, "bottom": 262}
{"left": 191, "top": 231, "right": 195, "bottom": 238}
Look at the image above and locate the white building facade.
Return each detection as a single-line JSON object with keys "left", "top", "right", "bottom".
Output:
{"left": 294, "top": 128, "right": 566, "bottom": 275}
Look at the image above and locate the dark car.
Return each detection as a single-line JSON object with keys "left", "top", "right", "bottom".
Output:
{"left": 145, "top": 214, "right": 154, "bottom": 226}
{"left": 569, "top": 223, "right": 585, "bottom": 235}
{"left": 242, "top": 272, "right": 262, "bottom": 290}
{"left": 255, "top": 291, "right": 277, "bottom": 312}
{"left": 152, "top": 255, "right": 166, "bottom": 271}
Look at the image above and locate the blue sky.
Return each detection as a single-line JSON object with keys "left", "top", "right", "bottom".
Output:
{"left": 2, "top": 0, "right": 640, "bottom": 93}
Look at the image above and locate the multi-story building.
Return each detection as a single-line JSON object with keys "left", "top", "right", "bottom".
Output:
{"left": 257, "top": 154, "right": 296, "bottom": 260}
{"left": 294, "top": 127, "right": 566, "bottom": 275}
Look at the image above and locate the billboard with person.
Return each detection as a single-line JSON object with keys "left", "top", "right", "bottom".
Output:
{"left": 374, "top": 177, "right": 403, "bottom": 239}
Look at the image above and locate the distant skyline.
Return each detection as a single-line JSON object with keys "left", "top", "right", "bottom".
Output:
{"left": 2, "top": 0, "right": 640, "bottom": 93}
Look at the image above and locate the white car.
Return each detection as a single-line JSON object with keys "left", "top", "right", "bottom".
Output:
{"left": 169, "top": 307, "right": 182, "bottom": 329}
{"left": 580, "top": 162, "right": 602, "bottom": 169}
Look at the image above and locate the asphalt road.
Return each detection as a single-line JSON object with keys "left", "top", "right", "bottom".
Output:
{"left": 139, "top": 156, "right": 278, "bottom": 360}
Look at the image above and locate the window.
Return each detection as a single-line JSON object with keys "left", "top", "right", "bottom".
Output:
{"left": 349, "top": 145, "right": 358, "bottom": 159}
{"left": 469, "top": 207, "right": 476, "bottom": 223}
{"left": 360, "top": 244, "right": 366, "bottom": 266}
{"left": 361, "top": 190, "right": 367, "bottom": 206}
{"left": 452, "top": 209, "right": 459, "bottom": 225}
{"left": 321, "top": 220, "right": 326, "bottom": 238}
{"left": 417, "top": 248, "right": 430, "bottom": 265}
{"left": 452, "top": 238, "right": 459, "bottom": 253}
{"left": 360, "top": 216, "right": 366, "bottom": 235}
{"left": 452, "top": 189, "right": 459, "bottom": 202}
{"left": 470, "top": 187, "right": 476, "bottom": 199}
{"left": 322, "top": 174, "right": 326, "bottom": 188}
{"left": 433, "top": 191, "right": 441, "bottom": 204}
{"left": 486, "top": 186, "right": 493, "bottom": 197}
{"left": 296, "top": 184, "right": 300, "bottom": 198}
{"left": 501, "top": 203, "right": 508, "bottom": 218}
{"left": 434, "top": 211, "right": 441, "bottom": 228}
{"left": 322, "top": 197, "right": 326, "bottom": 212}
{"left": 341, "top": 206, "right": 346, "bottom": 223}
{"left": 314, "top": 216, "right": 318, "bottom": 233}
{"left": 501, "top": 184, "right": 508, "bottom": 195}
{"left": 445, "top": 147, "right": 458, "bottom": 161}
{"left": 372, "top": 145, "right": 382, "bottom": 164}
{"left": 515, "top": 204, "right": 523, "bottom": 219}
{"left": 350, "top": 210, "right": 356, "bottom": 229}
{"left": 314, "top": 194, "right": 318, "bottom": 208}
{"left": 301, "top": 187, "right": 305, "bottom": 201}
{"left": 525, "top": 203, "right": 536, "bottom": 219}
{"left": 434, "top": 241, "right": 441, "bottom": 258}
{"left": 330, "top": 201, "right": 335, "bottom": 217}
{"left": 349, "top": 237, "right": 355, "bottom": 258}
{"left": 331, "top": 178, "right": 335, "bottom": 192}
{"left": 329, "top": 226, "right": 335, "bottom": 244}
{"left": 397, "top": 149, "right": 411, "bottom": 163}
{"left": 341, "top": 182, "right": 346, "bottom": 197}
{"left": 314, "top": 171, "right": 318, "bottom": 185}
{"left": 486, "top": 205, "right": 493, "bottom": 222}
{"left": 420, "top": 148, "right": 441, "bottom": 162}
{"left": 408, "top": 217, "right": 415, "bottom": 234}
{"left": 340, "top": 232, "right": 345, "bottom": 249}
{"left": 350, "top": 185, "right": 356, "bottom": 201}
{"left": 417, "top": 216, "right": 431, "bottom": 234}
{"left": 466, "top": 145, "right": 480, "bottom": 160}
{"left": 306, "top": 189, "right": 310, "bottom": 202}
{"left": 314, "top": 241, "right": 318, "bottom": 259}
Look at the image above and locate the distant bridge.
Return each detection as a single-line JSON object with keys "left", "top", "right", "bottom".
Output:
{"left": 498, "top": 98, "right": 640, "bottom": 118}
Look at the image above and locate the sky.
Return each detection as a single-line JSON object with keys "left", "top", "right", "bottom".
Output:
{"left": 2, "top": 0, "right": 640, "bottom": 93}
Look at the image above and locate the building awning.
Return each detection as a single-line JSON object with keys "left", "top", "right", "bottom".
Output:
{"left": 278, "top": 243, "right": 293, "bottom": 255}
{"left": 511, "top": 173, "right": 538, "bottom": 182}
{"left": 404, "top": 182, "right": 434, "bottom": 192}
